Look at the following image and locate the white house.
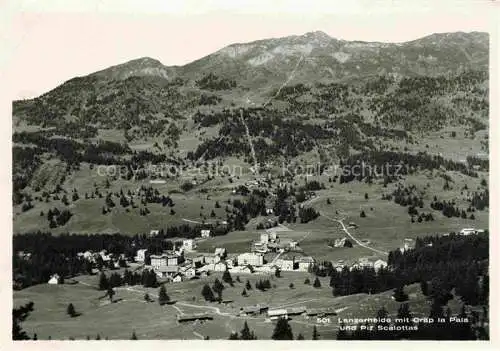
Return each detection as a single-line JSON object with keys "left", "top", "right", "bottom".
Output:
{"left": 268, "top": 231, "right": 277, "bottom": 242}
{"left": 297, "top": 256, "right": 314, "bottom": 272}
{"left": 225, "top": 257, "right": 235, "bottom": 268}
{"left": 260, "top": 233, "right": 270, "bottom": 244}
{"left": 201, "top": 262, "right": 227, "bottom": 272}
{"left": 182, "top": 239, "right": 196, "bottom": 251}
{"left": 135, "top": 249, "right": 148, "bottom": 263}
{"left": 268, "top": 309, "right": 288, "bottom": 320}
{"left": 237, "top": 253, "right": 263, "bottom": 266}
{"left": 359, "top": 259, "right": 374, "bottom": 268}
{"left": 83, "top": 251, "right": 94, "bottom": 261}
{"left": 48, "top": 274, "right": 60, "bottom": 285}
{"left": 99, "top": 250, "right": 111, "bottom": 262}
{"left": 180, "top": 266, "right": 196, "bottom": 279}
{"left": 460, "top": 228, "right": 477, "bottom": 236}
{"left": 151, "top": 254, "right": 179, "bottom": 269}
{"left": 150, "top": 229, "right": 160, "bottom": 236}
{"left": 276, "top": 258, "right": 295, "bottom": 271}
{"left": 150, "top": 254, "right": 167, "bottom": 269}
{"left": 334, "top": 264, "right": 345, "bottom": 272}
{"left": 214, "top": 248, "right": 227, "bottom": 258}
{"left": 201, "top": 229, "right": 211, "bottom": 238}
{"left": 254, "top": 264, "right": 278, "bottom": 274}
{"left": 204, "top": 253, "right": 221, "bottom": 264}
{"left": 349, "top": 263, "right": 361, "bottom": 271}
{"left": 172, "top": 273, "right": 183, "bottom": 283}
{"left": 213, "top": 262, "right": 227, "bottom": 272}
{"left": 192, "top": 255, "right": 205, "bottom": 267}
{"left": 252, "top": 241, "right": 268, "bottom": 253}
{"left": 373, "top": 259, "right": 388, "bottom": 271}
{"left": 154, "top": 265, "right": 178, "bottom": 278}
{"left": 334, "top": 238, "right": 348, "bottom": 248}
{"left": 229, "top": 265, "right": 253, "bottom": 274}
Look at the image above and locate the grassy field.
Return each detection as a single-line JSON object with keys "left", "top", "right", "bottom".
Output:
{"left": 14, "top": 159, "right": 488, "bottom": 270}
{"left": 14, "top": 268, "right": 466, "bottom": 340}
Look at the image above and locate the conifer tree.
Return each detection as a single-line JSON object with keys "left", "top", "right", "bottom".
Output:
{"left": 158, "top": 284, "right": 170, "bottom": 305}
{"left": 240, "top": 321, "right": 256, "bottom": 340}
{"left": 202, "top": 284, "right": 215, "bottom": 301}
{"left": 312, "top": 325, "right": 319, "bottom": 340}
{"left": 67, "top": 303, "right": 76, "bottom": 317}
{"left": 98, "top": 272, "right": 108, "bottom": 290}
{"left": 271, "top": 317, "right": 293, "bottom": 340}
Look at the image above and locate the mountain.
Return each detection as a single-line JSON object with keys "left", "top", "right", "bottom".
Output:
{"left": 179, "top": 31, "right": 488, "bottom": 87}
{"left": 91, "top": 57, "right": 175, "bottom": 81}
{"left": 12, "top": 30, "right": 489, "bottom": 132}
{"left": 12, "top": 31, "right": 489, "bottom": 235}
{"left": 45, "top": 31, "right": 488, "bottom": 89}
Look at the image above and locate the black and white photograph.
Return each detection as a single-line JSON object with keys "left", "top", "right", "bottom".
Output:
{"left": 7, "top": 0, "right": 496, "bottom": 342}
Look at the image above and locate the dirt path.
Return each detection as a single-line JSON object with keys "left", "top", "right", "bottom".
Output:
{"left": 192, "top": 331, "right": 204, "bottom": 339}
{"left": 182, "top": 218, "right": 204, "bottom": 224}
{"left": 300, "top": 194, "right": 388, "bottom": 255}
{"left": 239, "top": 109, "right": 258, "bottom": 173}
{"left": 320, "top": 211, "right": 388, "bottom": 255}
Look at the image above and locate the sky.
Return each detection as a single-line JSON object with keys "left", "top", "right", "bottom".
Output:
{"left": 2, "top": 0, "right": 497, "bottom": 99}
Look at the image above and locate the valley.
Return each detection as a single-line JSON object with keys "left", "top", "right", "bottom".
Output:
{"left": 12, "top": 30, "right": 489, "bottom": 340}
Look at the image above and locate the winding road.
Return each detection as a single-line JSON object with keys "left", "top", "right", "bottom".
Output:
{"left": 320, "top": 211, "right": 388, "bottom": 255}
{"left": 301, "top": 194, "right": 388, "bottom": 255}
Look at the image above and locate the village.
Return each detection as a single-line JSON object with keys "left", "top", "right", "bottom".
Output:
{"left": 35, "top": 224, "right": 487, "bottom": 288}
{"left": 30, "top": 224, "right": 485, "bottom": 332}
{"left": 53, "top": 226, "right": 392, "bottom": 286}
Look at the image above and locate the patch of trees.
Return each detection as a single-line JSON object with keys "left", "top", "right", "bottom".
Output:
{"left": 298, "top": 207, "right": 319, "bottom": 223}
{"left": 195, "top": 73, "right": 237, "bottom": 90}
{"left": 193, "top": 110, "right": 228, "bottom": 127}
{"left": 430, "top": 197, "right": 478, "bottom": 219}
{"left": 13, "top": 301, "right": 35, "bottom": 340}
{"left": 255, "top": 279, "right": 272, "bottom": 291}
{"left": 199, "top": 94, "right": 222, "bottom": 106}
{"left": 98, "top": 269, "right": 159, "bottom": 290}
{"left": 14, "top": 74, "right": 192, "bottom": 136}
{"left": 46, "top": 208, "right": 73, "bottom": 228}
{"left": 12, "top": 231, "right": 180, "bottom": 289}
{"left": 13, "top": 146, "right": 42, "bottom": 193}
{"left": 189, "top": 109, "right": 336, "bottom": 161}
{"left": 228, "top": 321, "right": 257, "bottom": 340}
{"left": 325, "top": 233, "right": 488, "bottom": 301}
{"left": 369, "top": 71, "right": 488, "bottom": 131}
{"left": 470, "top": 189, "right": 489, "bottom": 211}
{"left": 338, "top": 151, "right": 477, "bottom": 184}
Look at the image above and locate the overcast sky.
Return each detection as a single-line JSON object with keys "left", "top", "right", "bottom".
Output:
{"left": 2, "top": 0, "right": 496, "bottom": 99}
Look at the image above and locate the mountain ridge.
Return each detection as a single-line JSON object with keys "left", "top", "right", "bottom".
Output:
{"left": 14, "top": 30, "right": 488, "bottom": 102}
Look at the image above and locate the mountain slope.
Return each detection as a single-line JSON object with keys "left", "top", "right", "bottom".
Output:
{"left": 179, "top": 31, "right": 489, "bottom": 86}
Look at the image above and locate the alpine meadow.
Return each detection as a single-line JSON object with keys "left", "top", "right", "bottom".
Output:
{"left": 12, "top": 30, "right": 489, "bottom": 341}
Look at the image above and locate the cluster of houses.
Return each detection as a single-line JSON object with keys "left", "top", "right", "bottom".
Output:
{"left": 76, "top": 249, "right": 126, "bottom": 268}
{"left": 176, "top": 303, "right": 339, "bottom": 324}
{"left": 133, "top": 236, "right": 317, "bottom": 282}
{"left": 238, "top": 304, "right": 337, "bottom": 320}
{"left": 332, "top": 237, "right": 353, "bottom": 248}
{"left": 135, "top": 225, "right": 398, "bottom": 281}
{"left": 251, "top": 230, "right": 299, "bottom": 253}
{"left": 331, "top": 257, "right": 388, "bottom": 272}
